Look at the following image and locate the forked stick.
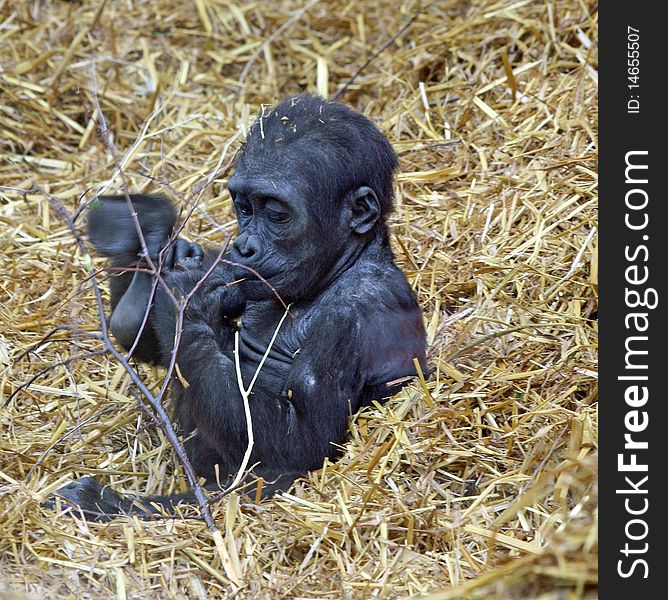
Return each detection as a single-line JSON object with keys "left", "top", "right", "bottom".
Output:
{"left": 228, "top": 305, "right": 292, "bottom": 492}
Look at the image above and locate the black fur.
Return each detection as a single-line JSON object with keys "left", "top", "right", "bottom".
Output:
{"left": 53, "top": 95, "right": 427, "bottom": 520}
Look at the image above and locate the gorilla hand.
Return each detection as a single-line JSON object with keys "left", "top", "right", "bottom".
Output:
{"left": 163, "top": 238, "right": 204, "bottom": 272}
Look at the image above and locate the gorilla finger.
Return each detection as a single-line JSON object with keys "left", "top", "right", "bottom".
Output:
{"left": 160, "top": 238, "right": 177, "bottom": 268}
{"left": 189, "top": 243, "right": 204, "bottom": 260}
{"left": 175, "top": 256, "right": 203, "bottom": 271}
{"left": 173, "top": 239, "right": 191, "bottom": 263}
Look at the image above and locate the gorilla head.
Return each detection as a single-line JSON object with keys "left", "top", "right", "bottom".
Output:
{"left": 227, "top": 95, "right": 398, "bottom": 301}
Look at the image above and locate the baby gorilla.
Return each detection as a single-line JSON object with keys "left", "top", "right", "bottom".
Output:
{"left": 53, "top": 94, "right": 427, "bottom": 520}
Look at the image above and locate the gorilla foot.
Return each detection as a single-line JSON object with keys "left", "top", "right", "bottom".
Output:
{"left": 45, "top": 476, "right": 147, "bottom": 522}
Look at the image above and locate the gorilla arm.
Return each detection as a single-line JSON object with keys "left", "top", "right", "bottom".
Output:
{"left": 86, "top": 194, "right": 209, "bottom": 363}
{"left": 107, "top": 240, "right": 207, "bottom": 363}
{"left": 49, "top": 299, "right": 417, "bottom": 518}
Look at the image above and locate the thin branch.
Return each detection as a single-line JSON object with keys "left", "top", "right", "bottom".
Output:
{"left": 25, "top": 407, "right": 117, "bottom": 482}
{"left": 12, "top": 325, "right": 102, "bottom": 364}
{"left": 330, "top": 12, "right": 419, "bottom": 101}
{"left": 88, "top": 66, "right": 180, "bottom": 309}
{"left": 227, "top": 304, "right": 292, "bottom": 492}
{"left": 154, "top": 243, "right": 230, "bottom": 403}
{"left": 32, "top": 181, "right": 217, "bottom": 533}
{"left": 6, "top": 350, "right": 107, "bottom": 407}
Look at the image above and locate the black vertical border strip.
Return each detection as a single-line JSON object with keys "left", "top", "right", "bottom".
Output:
{"left": 599, "top": 4, "right": 664, "bottom": 596}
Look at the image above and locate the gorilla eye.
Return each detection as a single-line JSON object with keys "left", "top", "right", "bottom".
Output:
{"left": 237, "top": 203, "right": 253, "bottom": 216}
{"left": 261, "top": 197, "right": 291, "bottom": 224}
{"left": 267, "top": 209, "right": 290, "bottom": 224}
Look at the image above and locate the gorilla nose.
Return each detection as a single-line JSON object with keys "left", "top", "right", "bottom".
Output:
{"left": 233, "top": 234, "right": 261, "bottom": 259}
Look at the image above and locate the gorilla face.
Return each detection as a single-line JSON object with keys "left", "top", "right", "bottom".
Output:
{"left": 227, "top": 162, "right": 349, "bottom": 302}
{"left": 229, "top": 176, "right": 308, "bottom": 301}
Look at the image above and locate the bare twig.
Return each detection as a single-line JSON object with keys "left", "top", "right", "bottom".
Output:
{"left": 12, "top": 325, "right": 102, "bottom": 364}
{"left": 228, "top": 304, "right": 292, "bottom": 492}
{"left": 154, "top": 243, "right": 230, "bottom": 405}
{"left": 331, "top": 12, "right": 419, "bottom": 101}
{"left": 25, "top": 407, "right": 117, "bottom": 482}
{"left": 32, "top": 182, "right": 219, "bottom": 533}
{"left": 7, "top": 350, "right": 107, "bottom": 408}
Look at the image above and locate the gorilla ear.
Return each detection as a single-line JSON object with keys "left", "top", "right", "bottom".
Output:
{"left": 348, "top": 186, "right": 380, "bottom": 234}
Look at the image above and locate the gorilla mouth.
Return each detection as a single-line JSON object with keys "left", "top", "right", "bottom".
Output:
{"left": 233, "top": 263, "right": 261, "bottom": 280}
{"left": 232, "top": 264, "right": 278, "bottom": 288}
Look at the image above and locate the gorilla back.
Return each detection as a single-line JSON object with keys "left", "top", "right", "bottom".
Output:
{"left": 54, "top": 95, "right": 427, "bottom": 520}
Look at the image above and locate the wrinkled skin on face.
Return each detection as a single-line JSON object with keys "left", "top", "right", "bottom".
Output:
{"left": 227, "top": 156, "right": 379, "bottom": 303}
{"left": 228, "top": 168, "right": 325, "bottom": 301}
{"left": 50, "top": 95, "right": 427, "bottom": 521}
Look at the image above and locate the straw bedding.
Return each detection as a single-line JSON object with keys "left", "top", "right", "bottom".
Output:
{"left": 0, "top": 0, "right": 597, "bottom": 597}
